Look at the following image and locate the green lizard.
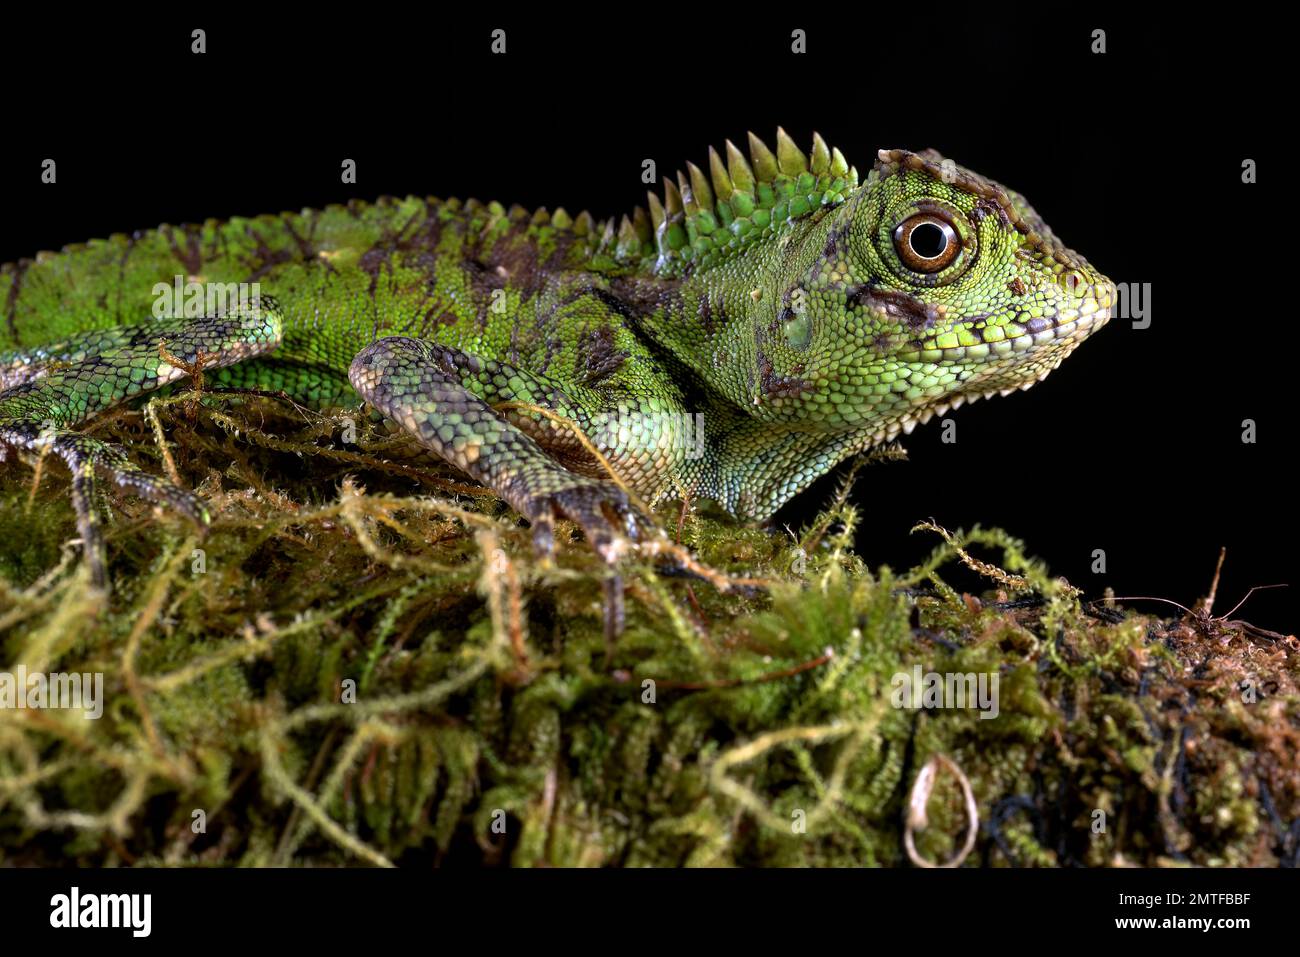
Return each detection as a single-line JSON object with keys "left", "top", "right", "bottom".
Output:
{"left": 0, "top": 131, "right": 1113, "bottom": 587}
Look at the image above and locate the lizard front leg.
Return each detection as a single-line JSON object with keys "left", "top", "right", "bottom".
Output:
{"left": 348, "top": 336, "right": 657, "bottom": 562}
{"left": 0, "top": 298, "right": 282, "bottom": 587}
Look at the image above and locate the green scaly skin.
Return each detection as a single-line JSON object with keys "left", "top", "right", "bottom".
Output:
{"left": 0, "top": 130, "right": 1114, "bottom": 587}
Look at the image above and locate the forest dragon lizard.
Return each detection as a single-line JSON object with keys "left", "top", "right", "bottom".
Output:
{"left": 0, "top": 131, "right": 1114, "bottom": 587}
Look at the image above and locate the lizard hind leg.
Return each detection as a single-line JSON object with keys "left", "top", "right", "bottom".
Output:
{"left": 348, "top": 336, "right": 647, "bottom": 563}
{"left": 0, "top": 297, "right": 283, "bottom": 588}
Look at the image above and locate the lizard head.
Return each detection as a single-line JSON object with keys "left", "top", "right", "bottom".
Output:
{"left": 636, "top": 131, "right": 1113, "bottom": 444}
{"left": 755, "top": 147, "right": 1114, "bottom": 437}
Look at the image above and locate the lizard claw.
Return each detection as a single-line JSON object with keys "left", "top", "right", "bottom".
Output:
{"left": 2, "top": 422, "right": 209, "bottom": 590}
{"left": 523, "top": 479, "right": 646, "bottom": 564}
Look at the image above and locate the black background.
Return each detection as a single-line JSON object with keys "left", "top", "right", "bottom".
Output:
{"left": 1, "top": 13, "right": 1291, "bottom": 628}
{"left": 0, "top": 864, "right": 1286, "bottom": 942}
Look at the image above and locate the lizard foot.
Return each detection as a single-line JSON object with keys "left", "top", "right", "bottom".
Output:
{"left": 1, "top": 422, "right": 208, "bottom": 589}
{"left": 348, "top": 336, "right": 656, "bottom": 567}
{"left": 522, "top": 478, "right": 646, "bottom": 564}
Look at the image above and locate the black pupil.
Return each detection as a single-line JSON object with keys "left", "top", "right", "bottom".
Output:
{"left": 910, "top": 221, "right": 948, "bottom": 259}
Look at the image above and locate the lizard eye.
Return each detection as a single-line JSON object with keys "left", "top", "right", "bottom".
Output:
{"left": 893, "top": 214, "right": 960, "bottom": 273}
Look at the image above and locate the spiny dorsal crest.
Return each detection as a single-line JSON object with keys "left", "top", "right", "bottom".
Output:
{"left": 564, "top": 129, "right": 858, "bottom": 272}
{"left": 642, "top": 129, "right": 858, "bottom": 272}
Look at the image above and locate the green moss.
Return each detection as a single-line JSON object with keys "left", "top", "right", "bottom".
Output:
{"left": 0, "top": 395, "right": 1296, "bottom": 867}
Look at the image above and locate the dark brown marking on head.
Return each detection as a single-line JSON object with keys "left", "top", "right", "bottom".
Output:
{"left": 1008, "top": 276, "right": 1028, "bottom": 296}
{"left": 753, "top": 319, "right": 812, "bottom": 401}
{"left": 756, "top": 347, "right": 812, "bottom": 400}
{"left": 823, "top": 224, "right": 847, "bottom": 259}
{"left": 869, "top": 329, "right": 895, "bottom": 352}
{"left": 847, "top": 282, "right": 939, "bottom": 330}
{"left": 972, "top": 197, "right": 1010, "bottom": 228}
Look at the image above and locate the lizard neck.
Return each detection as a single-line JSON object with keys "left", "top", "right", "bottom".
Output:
{"left": 614, "top": 203, "right": 848, "bottom": 420}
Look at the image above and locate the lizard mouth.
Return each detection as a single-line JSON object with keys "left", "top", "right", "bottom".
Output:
{"left": 914, "top": 305, "right": 1111, "bottom": 365}
{"left": 880, "top": 304, "right": 1112, "bottom": 442}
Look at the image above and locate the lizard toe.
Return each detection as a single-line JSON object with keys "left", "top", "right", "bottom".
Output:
{"left": 525, "top": 480, "right": 644, "bottom": 564}
{"left": 16, "top": 429, "right": 211, "bottom": 590}
{"left": 529, "top": 511, "right": 556, "bottom": 559}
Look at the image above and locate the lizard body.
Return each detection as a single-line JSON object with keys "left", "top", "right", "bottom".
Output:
{"left": 0, "top": 131, "right": 1113, "bottom": 585}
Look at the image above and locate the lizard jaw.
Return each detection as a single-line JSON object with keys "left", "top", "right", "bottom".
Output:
{"left": 882, "top": 304, "right": 1112, "bottom": 443}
